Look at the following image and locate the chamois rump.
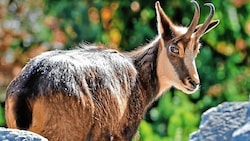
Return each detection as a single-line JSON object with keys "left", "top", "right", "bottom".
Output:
{"left": 5, "top": 1, "right": 219, "bottom": 141}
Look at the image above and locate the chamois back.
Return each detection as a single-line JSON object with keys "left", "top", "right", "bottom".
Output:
{"left": 5, "top": 46, "right": 139, "bottom": 140}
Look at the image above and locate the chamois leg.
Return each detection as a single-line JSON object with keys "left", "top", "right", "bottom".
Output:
{"left": 28, "top": 94, "right": 94, "bottom": 141}
{"left": 5, "top": 97, "right": 18, "bottom": 129}
{"left": 5, "top": 95, "right": 32, "bottom": 130}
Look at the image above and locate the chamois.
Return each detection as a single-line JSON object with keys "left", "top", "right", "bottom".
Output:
{"left": 5, "top": 1, "right": 219, "bottom": 141}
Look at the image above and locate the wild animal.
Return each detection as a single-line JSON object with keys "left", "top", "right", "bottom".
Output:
{"left": 5, "top": 1, "right": 219, "bottom": 141}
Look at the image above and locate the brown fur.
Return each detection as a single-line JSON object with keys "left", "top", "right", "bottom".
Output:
{"left": 5, "top": 1, "right": 219, "bottom": 141}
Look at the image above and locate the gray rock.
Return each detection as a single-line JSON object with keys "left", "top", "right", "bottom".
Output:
{"left": 0, "top": 127, "right": 48, "bottom": 141}
{"left": 189, "top": 101, "right": 250, "bottom": 141}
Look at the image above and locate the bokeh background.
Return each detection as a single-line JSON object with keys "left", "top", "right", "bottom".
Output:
{"left": 0, "top": 0, "right": 249, "bottom": 140}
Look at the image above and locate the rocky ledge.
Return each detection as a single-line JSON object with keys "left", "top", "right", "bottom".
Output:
{"left": 189, "top": 101, "right": 250, "bottom": 141}
{"left": 0, "top": 127, "right": 48, "bottom": 141}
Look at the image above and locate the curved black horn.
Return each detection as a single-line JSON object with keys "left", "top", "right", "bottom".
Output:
{"left": 195, "top": 3, "right": 215, "bottom": 37}
{"left": 184, "top": 0, "right": 200, "bottom": 39}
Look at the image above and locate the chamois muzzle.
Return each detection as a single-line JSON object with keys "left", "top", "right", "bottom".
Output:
{"left": 183, "top": 76, "right": 200, "bottom": 93}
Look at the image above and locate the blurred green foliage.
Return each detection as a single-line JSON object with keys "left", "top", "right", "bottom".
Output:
{"left": 0, "top": 0, "right": 249, "bottom": 140}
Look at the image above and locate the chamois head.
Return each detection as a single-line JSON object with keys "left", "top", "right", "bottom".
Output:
{"left": 156, "top": 1, "right": 219, "bottom": 94}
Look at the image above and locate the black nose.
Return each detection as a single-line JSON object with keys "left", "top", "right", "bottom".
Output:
{"left": 187, "top": 77, "right": 199, "bottom": 88}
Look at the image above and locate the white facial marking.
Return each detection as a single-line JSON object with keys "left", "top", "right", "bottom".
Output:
{"left": 192, "top": 60, "right": 199, "bottom": 80}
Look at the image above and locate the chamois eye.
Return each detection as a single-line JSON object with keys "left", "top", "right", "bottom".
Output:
{"left": 169, "top": 45, "right": 179, "bottom": 55}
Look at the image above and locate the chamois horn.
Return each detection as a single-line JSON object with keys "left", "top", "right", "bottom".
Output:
{"left": 195, "top": 3, "right": 215, "bottom": 37}
{"left": 184, "top": 0, "right": 200, "bottom": 39}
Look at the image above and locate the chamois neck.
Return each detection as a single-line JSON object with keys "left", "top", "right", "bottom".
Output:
{"left": 125, "top": 36, "right": 161, "bottom": 103}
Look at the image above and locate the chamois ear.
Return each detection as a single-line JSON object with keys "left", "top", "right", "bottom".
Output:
{"left": 155, "top": 1, "right": 175, "bottom": 38}
{"left": 194, "top": 20, "right": 220, "bottom": 36}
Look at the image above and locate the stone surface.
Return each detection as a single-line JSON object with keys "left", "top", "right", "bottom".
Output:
{"left": 189, "top": 101, "right": 250, "bottom": 141}
{"left": 0, "top": 127, "right": 48, "bottom": 141}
